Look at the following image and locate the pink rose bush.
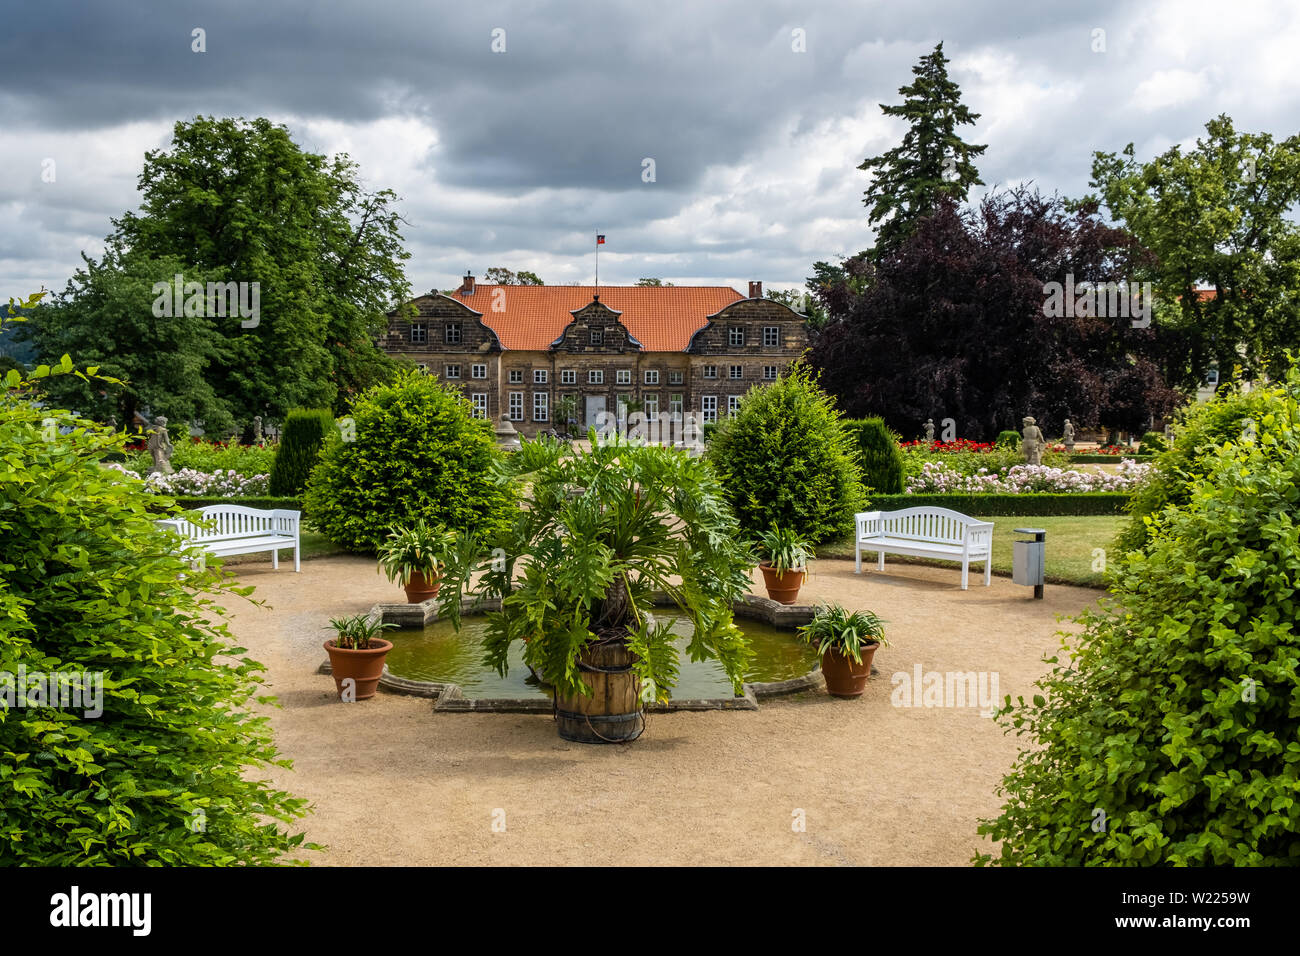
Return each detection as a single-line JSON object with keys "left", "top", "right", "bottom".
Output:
{"left": 905, "top": 458, "right": 1152, "bottom": 494}
{"left": 104, "top": 463, "right": 270, "bottom": 496}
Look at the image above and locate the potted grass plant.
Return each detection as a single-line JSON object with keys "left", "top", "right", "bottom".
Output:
{"left": 323, "top": 613, "right": 397, "bottom": 701}
{"left": 378, "top": 519, "right": 456, "bottom": 603}
{"left": 799, "top": 604, "right": 888, "bottom": 698}
{"left": 755, "top": 526, "right": 814, "bottom": 605}
{"left": 436, "top": 431, "right": 755, "bottom": 743}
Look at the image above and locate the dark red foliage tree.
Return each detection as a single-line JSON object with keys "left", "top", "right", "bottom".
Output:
{"left": 809, "top": 189, "right": 1181, "bottom": 440}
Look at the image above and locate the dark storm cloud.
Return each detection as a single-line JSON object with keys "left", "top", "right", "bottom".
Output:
{"left": 1, "top": 0, "right": 1297, "bottom": 294}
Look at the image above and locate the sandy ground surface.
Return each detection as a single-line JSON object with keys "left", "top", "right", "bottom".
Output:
{"left": 226, "top": 554, "right": 1098, "bottom": 866}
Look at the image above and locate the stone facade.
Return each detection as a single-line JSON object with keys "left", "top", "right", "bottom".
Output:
{"left": 380, "top": 281, "right": 808, "bottom": 437}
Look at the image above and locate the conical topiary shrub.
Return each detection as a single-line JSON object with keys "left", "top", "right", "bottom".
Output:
{"left": 268, "top": 408, "right": 336, "bottom": 497}
{"left": 846, "top": 417, "right": 905, "bottom": 494}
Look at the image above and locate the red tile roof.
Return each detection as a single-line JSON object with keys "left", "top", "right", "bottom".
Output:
{"left": 452, "top": 284, "right": 745, "bottom": 351}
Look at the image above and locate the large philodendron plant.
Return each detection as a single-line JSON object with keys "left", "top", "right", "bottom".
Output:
{"left": 437, "top": 431, "right": 755, "bottom": 702}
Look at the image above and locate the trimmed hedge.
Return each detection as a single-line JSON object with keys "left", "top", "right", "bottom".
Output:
{"left": 996, "top": 430, "right": 1021, "bottom": 448}
{"left": 844, "top": 417, "right": 905, "bottom": 494}
{"left": 864, "top": 492, "right": 1130, "bottom": 516}
{"left": 706, "top": 365, "right": 865, "bottom": 543}
{"left": 304, "top": 370, "right": 515, "bottom": 551}
{"left": 268, "top": 408, "right": 334, "bottom": 496}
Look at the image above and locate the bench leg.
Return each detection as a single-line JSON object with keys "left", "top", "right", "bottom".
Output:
{"left": 878, "top": 551, "right": 885, "bottom": 572}
{"left": 961, "top": 560, "right": 969, "bottom": 590}
{"left": 272, "top": 549, "right": 279, "bottom": 570}
{"left": 855, "top": 541, "right": 861, "bottom": 573}
{"left": 294, "top": 543, "right": 301, "bottom": 573}
{"left": 984, "top": 558, "right": 992, "bottom": 587}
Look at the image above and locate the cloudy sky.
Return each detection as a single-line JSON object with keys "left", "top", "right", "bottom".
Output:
{"left": 3, "top": 0, "right": 1298, "bottom": 300}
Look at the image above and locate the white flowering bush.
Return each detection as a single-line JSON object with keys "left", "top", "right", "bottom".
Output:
{"left": 102, "top": 463, "right": 270, "bottom": 497}
{"left": 906, "top": 459, "right": 1152, "bottom": 494}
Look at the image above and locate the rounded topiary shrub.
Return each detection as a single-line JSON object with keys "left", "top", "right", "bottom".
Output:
{"left": 268, "top": 407, "right": 335, "bottom": 496}
{"left": 979, "top": 364, "right": 1300, "bottom": 865}
{"left": 1117, "top": 385, "right": 1272, "bottom": 554}
{"left": 996, "top": 429, "right": 1021, "bottom": 448}
{"left": 0, "top": 383, "right": 311, "bottom": 864}
{"left": 845, "top": 417, "right": 904, "bottom": 494}
{"left": 707, "top": 364, "right": 865, "bottom": 543}
{"left": 304, "top": 370, "right": 515, "bottom": 551}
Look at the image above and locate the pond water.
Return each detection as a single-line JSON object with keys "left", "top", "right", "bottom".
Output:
{"left": 384, "top": 611, "right": 820, "bottom": 699}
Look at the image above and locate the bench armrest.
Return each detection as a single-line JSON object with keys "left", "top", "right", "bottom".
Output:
{"left": 855, "top": 511, "right": 883, "bottom": 539}
{"left": 964, "top": 521, "right": 994, "bottom": 550}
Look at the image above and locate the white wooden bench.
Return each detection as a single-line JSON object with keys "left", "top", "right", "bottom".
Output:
{"left": 854, "top": 507, "right": 993, "bottom": 589}
{"left": 157, "top": 505, "right": 301, "bottom": 572}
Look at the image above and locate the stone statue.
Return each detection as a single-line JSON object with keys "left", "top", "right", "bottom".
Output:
{"left": 253, "top": 415, "right": 263, "bottom": 444}
{"left": 1021, "top": 416, "right": 1045, "bottom": 466}
{"left": 106, "top": 415, "right": 117, "bottom": 433}
{"left": 924, "top": 418, "right": 935, "bottom": 442}
{"left": 1062, "top": 419, "right": 1075, "bottom": 453}
{"left": 147, "top": 416, "right": 174, "bottom": 474}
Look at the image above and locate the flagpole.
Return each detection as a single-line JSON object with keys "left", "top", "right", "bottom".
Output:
{"left": 595, "top": 231, "right": 599, "bottom": 299}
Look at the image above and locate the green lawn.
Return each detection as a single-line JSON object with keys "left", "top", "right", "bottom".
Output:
{"left": 819, "top": 514, "right": 1125, "bottom": 589}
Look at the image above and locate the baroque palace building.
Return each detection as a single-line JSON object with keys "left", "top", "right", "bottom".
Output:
{"left": 378, "top": 273, "right": 808, "bottom": 437}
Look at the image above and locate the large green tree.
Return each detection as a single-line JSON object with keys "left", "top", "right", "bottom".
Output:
{"left": 1088, "top": 114, "right": 1300, "bottom": 386}
{"left": 34, "top": 116, "right": 412, "bottom": 426}
{"left": 859, "top": 42, "right": 987, "bottom": 258}
{"left": 24, "top": 249, "right": 232, "bottom": 431}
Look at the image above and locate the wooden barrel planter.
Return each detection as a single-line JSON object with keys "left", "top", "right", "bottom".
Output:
{"left": 555, "top": 637, "right": 645, "bottom": 744}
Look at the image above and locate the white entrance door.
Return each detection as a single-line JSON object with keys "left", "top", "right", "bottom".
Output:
{"left": 585, "top": 394, "right": 606, "bottom": 427}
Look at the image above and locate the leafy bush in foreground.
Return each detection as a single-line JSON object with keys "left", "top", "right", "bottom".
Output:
{"left": 978, "top": 364, "right": 1300, "bottom": 865}
{"left": 0, "top": 388, "right": 311, "bottom": 865}
{"left": 1118, "top": 383, "right": 1278, "bottom": 554}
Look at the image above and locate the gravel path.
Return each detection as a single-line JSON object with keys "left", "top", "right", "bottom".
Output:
{"left": 226, "top": 553, "right": 1097, "bottom": 866}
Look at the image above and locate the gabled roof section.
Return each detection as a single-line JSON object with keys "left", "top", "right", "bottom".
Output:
{"left": 450, "top": 284, "right": 744, "bottom": 351}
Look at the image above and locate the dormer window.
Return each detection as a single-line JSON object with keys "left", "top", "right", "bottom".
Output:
{"left": 589, "top": 328, "right": 604, "bottom": 345}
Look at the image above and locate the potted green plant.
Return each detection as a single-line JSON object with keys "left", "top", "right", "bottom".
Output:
{"left": 755, "top": 526, "right": 814, "bottom": 604}
{"left": 378, "top": 519, "right": 456, "bottom": 603}
{"left": 437, "top": 431, "right": 755, "bottom": 743}
{"left": 799, "top": 604, "right": 888, "bottom": 698}
{"left": 323, "top": 613, "right": 397, "bottom": 701}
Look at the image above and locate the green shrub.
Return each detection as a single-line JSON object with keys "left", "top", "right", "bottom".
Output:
{"left": 1117, "top": 385, "right": 1276, "bottom": 554}
{"left": 303, "top": 370, "right": 515, "bottom": 551}
{"left": 996, "top": 430, "right": 1021, "bottom": 448}
{"left": 979, "top": 365, "right": 1300, "bottom": 865}
{"left": 268, "top": 408, "right": 335, "bottom": 496}
{"left": 126, "top": 439, "right": 276, "bottom": 478}
{"left": 0, "top": 389, "right": 311, "bottom": 864}
{"left": 844, "top": 417, "right": 905, "bottom": 494}
{"left": 1140, "top": 430, "right": 1168, "bottom": 454}
{"left": 707, "top": 365, "right": 864, "bottom": 544}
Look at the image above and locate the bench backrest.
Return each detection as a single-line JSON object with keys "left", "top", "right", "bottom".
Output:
{"left": 167, "top": 505, "right": 300, "bottom": 541}
{"left": 860, "top": 507, "right": 987, "bottom": 545}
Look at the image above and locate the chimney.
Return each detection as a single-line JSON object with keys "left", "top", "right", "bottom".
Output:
{"left": 748, "top": 280, "right": 762, "bottom": 299}
{"left": 459, "top": 272, "right": 475, "bottom": 296}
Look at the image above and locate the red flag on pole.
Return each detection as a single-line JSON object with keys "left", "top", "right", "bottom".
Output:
{"left": 596, "top": 234, "right": 605, "bottom": 244}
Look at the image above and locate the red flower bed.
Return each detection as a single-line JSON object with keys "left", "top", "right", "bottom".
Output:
{"left": 899, "top": 438, "right": 997, "bottom": 453}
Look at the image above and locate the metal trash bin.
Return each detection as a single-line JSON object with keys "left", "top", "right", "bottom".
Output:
{"left": 1013, "top": 527, "right": 1047, "bottom": 599}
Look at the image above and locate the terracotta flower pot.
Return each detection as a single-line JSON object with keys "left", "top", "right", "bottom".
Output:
{"left": 323, "top": 638, "right": 393, "bottom": 701}
{"left": 760, "top": 562, "right": 806, "bottom": 605}
{"left": 403, "top": 569, "right": 441, "bottom": 604}
{"left": 820, "top": 641, "right": 879, "bottom": 698}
